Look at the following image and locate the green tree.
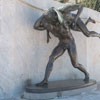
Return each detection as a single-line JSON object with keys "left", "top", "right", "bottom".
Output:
{"left": 79, "top": 0, "right": 100, "bottom": 12}
{"left": 94, "top": 0, "right": 100, "bottom": 12}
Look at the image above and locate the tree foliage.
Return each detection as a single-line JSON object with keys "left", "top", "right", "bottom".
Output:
{"left": 79, "top": 0, "right": 100, "bottom": 12}
{"left": 54, "top": 0, "right": 100, "bottom": 12}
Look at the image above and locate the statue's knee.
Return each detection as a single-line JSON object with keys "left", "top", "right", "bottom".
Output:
{"left": 72, "top": 62, "right": 79, "bottom": 68}
{"left": 49, "top": 55, "right": 55, "bottom": 62}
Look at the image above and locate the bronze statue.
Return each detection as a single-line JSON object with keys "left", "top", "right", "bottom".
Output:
{"left": 34, "top": 5, "right": 100, "bottom": 87}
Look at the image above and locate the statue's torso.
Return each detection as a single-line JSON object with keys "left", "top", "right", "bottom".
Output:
{"left": 47, "top": 22, "right": 74, "bottom": 43}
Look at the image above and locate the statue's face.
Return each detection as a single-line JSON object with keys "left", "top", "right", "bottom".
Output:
{"left": 45, "top": 8, "right": 58, "bottom": 22}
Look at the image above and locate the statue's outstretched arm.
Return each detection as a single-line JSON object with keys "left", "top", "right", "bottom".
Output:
{"left": 59, "top": 4, "right": 83, "bottom": 13}
{"left": 47, "top": 30, "right": 51, "bottom": 43}
{"left": 59, "top": 5, "right": 83, "bottom": 28}
{"left": 34, "top": 15, "right": 46, "bottom": 30}
{"left": 73, "top": 5, "right": 83, "bottom": 23}
{"left": 72, "top": 5, "right": 83, "bottom": 28}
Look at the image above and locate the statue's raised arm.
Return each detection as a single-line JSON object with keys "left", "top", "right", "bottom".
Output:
{"left": 34, "top": 15, "right": 46, "bottom": 30}
{"left": 34, "top": 13, "right": 54, "bottom": 43}
{"left": 59, "top": 4, "right": 83, "bottom": 14}
{"left": 59, "top": 4, "right": 83, "bottom": 27}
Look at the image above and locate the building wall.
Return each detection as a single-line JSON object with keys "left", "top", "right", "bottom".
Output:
{"left": 0, "top": 0, "right": 100, "bottom": 99}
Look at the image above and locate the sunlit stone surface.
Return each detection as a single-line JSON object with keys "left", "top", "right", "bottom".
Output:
{"left": 6, "top": 84, "right": 100, "bottom": 100}
{"left": 0, "top": 0, "right": 100, "bottom": 99}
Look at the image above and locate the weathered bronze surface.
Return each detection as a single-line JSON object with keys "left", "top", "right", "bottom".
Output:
{"left": 34, "top": 5, "right": 100, "bottom": 87}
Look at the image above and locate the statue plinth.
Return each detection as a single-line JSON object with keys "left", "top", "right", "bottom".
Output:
{"left": 22, "top": 79, "right": 97, "bottom": 100}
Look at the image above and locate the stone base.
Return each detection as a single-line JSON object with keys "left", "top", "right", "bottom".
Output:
{"left": 22, "top": 79, "right": 97, "bottom": 100}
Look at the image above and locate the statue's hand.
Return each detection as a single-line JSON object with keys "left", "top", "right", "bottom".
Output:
{"left": 47, "top": 36, "right": 51, "bottom": 43}
{"left": 71, "top": 21, "right": 77, "bottom": 29}
{"left": 47, "top": 30, "right": 51, "bottom": 43}
{"left": 47, "top": 38, "right": 49, "bottom": 43}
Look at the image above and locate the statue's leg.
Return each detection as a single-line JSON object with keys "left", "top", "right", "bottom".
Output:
{"left": 70, "top": 18, "right": 95, "bottom": 32}
{"left": 36, "top": 43, "right": 66, "bottom": 86}
{"left": 77, "top": 18, "right": 100, "bottom": 38}
{"left": 68, "top": 41, "right": 89, "bottom": 82}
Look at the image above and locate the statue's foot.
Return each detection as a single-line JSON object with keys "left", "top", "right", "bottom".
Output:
{"left": 36, "top": 80, "right": 48, "bottom": 87}
{"left": 88, "top": 17, "right": 96, "bottom": 23}
{"left": 84, "top": 74, "right": 89, "bottom": 83}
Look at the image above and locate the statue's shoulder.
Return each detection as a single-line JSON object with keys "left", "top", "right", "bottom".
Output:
{"left": 58, "top": 4, "right": 80, "bottom": 12}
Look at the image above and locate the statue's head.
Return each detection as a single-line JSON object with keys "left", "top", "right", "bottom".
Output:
{"left": 44, "top": 7, "right": 64, "bottom": 24}
{"left": 44, "top": 7, "right": 58, "bottom": 22}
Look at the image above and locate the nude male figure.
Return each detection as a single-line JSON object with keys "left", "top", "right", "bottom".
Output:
{"left": 34, "top": 5, "right": 100, "bottom": 86}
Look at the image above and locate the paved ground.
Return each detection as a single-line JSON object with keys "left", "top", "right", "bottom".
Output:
{"left": 53, "top": 91, "right": 100, "bottom": 100}
{"left": 1, "top": 91, "right": 100, "bottom": 100}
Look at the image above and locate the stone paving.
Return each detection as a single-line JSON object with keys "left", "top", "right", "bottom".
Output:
{"left": 53, "top": 91, "right": 100, "bottom": 100}
{"left": 1, "top": 91, "right": 100, "bottom": 100}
